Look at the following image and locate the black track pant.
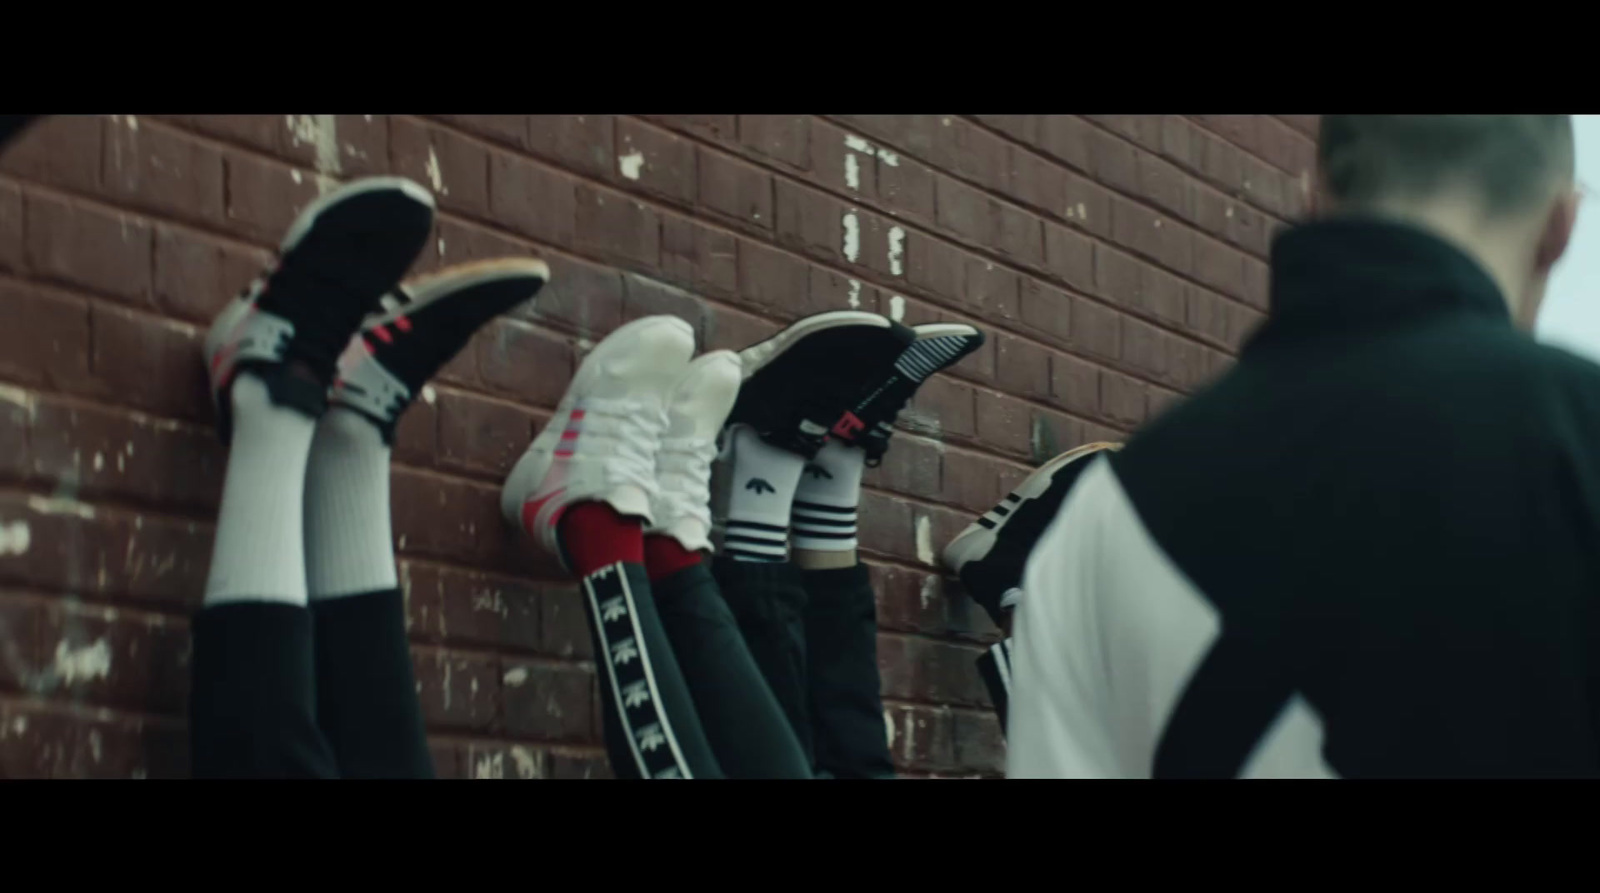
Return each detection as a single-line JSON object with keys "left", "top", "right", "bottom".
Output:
{"left": 714, "top": 559, "right": 895, "bottom": 779}
{"left": 583, "top": 561, "right": 811, "bottom": 779}
{"left": 188, "top": 589, "right": 434, "bottom": 779}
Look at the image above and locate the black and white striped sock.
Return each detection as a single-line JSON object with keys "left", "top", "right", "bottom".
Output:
{"left": 791, "top": 440, "right": 865, "bottom": 552}
{"left": 715, "top": 425, "right": 805, "bottom": 563}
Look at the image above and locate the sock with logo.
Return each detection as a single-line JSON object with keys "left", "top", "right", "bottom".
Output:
{"left": 791, "top": 439, "right": 866, "bottom": 562}
{"left": 204, "top": 374, "right": 318, "bottom": 608}
{"left": 303, "top": 408, "right": 398, "bottom": 600}
{"left": 716, "top": 424, "right": 806, "bottom": 563}
{"left": 559, "top": 502, "right": 646, "bottom": 577}
{"left": 645, "top": 536, "right": 703, "bottom": 582}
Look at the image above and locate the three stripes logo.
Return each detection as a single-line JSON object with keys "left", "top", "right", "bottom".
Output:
{"left": 583, "top": 563, "right": 692, "bottom": 779}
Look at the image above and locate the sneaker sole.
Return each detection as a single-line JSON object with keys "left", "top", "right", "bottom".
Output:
{"left": 280, "top": 177, "right": 435, "bottom": 253}
{"left": 941, "top": 442, "right": 1122, "bottom": 574}
{"left": 737, "top": 311, "right": 890, "bottom": 379}
{"left": 373, "top": 257, "right": 551, "bottom": 326}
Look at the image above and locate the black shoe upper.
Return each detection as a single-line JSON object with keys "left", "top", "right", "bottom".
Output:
{"left": 836, "top": 328, "right": 985, "bottom": 465}
{"left": 729, "top": 318, "right": 917, "bottom": 460}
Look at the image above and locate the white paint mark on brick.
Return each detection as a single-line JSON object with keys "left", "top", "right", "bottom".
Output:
{"left": 1077, "top": 202, "right": 1088, "bottom": 220}
{"left": 27, "top": 496, "right": 95, "bottom": 519}
{"left": 0, "top": 384, "right": 35, "bottom": 413}
{"left": 422, "top": 385, "right": 437, "bottom": 405}
{"left": 473, "top": 751, "right": 504, "bottom": 779}
{"left": 845, "top": 153, "right": 861, "bottom": 192}
{"left": 126, "top": 115, "right": 138, "bottom": 132}
{"left": 11, "top": 716, "right": 26, "bottom": 735}
{"left": 511, "top": 746, "right": 539, "bottom": 779}
{"left": 847, "top": 279, "right": 862, "bottom": 309}
{"left": 942, "top": 117, "right": 952, "bottom": 127}
{"left": 915, "top": 515, "right": 934, "bottom": 565}
{"left": 1153, "top": 218, "right": 1162, "bottom": 228}
{"left": 0, "top": 520, "right": 31, "bottom": 558}
{"left": 504, "top": 666, "right": 529, "bottom": 687}
{"left": 889, "top": 295, "right": 906, "bottom": 322}
{"left": 842, "top": 211, "right": 861, "bottom": 262}
{"left": 845, "top": 134, "right": 874, "bottom": 154}
{"left": 54, "top": 637, "right": 112, "bottom": 685}
{"left": 93, "top": 452, "right": 104, "bottom": 472}
{"left": 291, "top": 169, "right": 303, "bottom": 184}
{"left": 125, "top": 442, "right": 134, "bottom": 456}
{"left": 884, "top": 709, "right": 897, "bottom": 748}
{"left": 887, "top": 226, "right": 906, "bottom": 276}
{"left": 364, "top": 114, "right": 373, "bottom": 123}
{"left": 89, "top": 729, "right": 103, "bottom": 763}
{"left": 877, "top": 148, "right": 899, "bottom": 167}
{"left": 437, "top": 237, "right": 446, "bottom": 257}
{"left": 1225, "top": 206, "right": 1235, "bottom": 219}
{"left": 425, "top": 146, "right": 445, "bottom": 194}
{"left": 920, "top": 574, "right": 938, "bottom": 609}
{"left": 619, "top": 150, "right": 645, "bottom": 180}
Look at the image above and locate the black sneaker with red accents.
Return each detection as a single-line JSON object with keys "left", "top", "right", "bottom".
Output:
{"left": 202, "top": 177, "right": 436, "bottom": 443}
{"left": 830, "top": 323, "right": 985, "bottom": 466}
{"left": 727, "top": 311, "right": 916, "bottom": 460}
{"left": 330, "top": 257, "right": 550, "bottom": 442}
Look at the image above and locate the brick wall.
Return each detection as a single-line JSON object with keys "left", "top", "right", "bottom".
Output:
{"left": 0, "top": 114, "right": 1317, "bottom": 778}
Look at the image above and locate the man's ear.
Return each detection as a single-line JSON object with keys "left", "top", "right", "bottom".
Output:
{"left": 1535, "top": 188, "right": 1580, "bottom": 274}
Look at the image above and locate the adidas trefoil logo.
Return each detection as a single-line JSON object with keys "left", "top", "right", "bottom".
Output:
{"left": 804, "top": 464, "right": 833, "bottom": 480}
{"left": 621, "top": 680, "right": 651, "bottom": 709}
{"left": 599, "top": 596, "right": 627, "bottom": 623}
{"left": 745, "top": 478, "right": 776, "bottom": 495}
{"left": 636, "top": 723, "right": 668, "bottom": 752}
{"left": 610, "top": 637, "right": 639, "bottom": 666}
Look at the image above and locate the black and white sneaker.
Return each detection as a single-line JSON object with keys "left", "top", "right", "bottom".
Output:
{"left": 727, "top": 311, "right": 916, "bottom": 460}
{"left": 941, "top": 441, "right": 1122, "bottom": 627}
{"left": 830, "top": 323, "right": 985, "bottom": 466}
{"left": 203, "top": 176, "right": 436, "bottom": 442}
{"left": 331, "top": 257, "right": 550, "bottom": 442}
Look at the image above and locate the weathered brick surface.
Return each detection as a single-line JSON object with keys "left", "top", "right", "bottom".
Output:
{"left": 0, "top": 114, "right": 1311, "bottom": 778}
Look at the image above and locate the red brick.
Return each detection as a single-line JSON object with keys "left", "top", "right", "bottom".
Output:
{"left": 503, "top": 660, "right": 596, "bottom": 742}
{"left": 102, "top": 119, "right": 226, "bottom": 227}
{"left": 1044, "top": 222, "right": 1093, "bottom": 294}
{"left": 878, "top": 153, "right": 937, "bottom": 225}
{"left": 549, "top": 748, "right": 612, "bottom": 779}
{"left": 0, "top": 702, "right": 186, "bottom": 779}
{"left": 934, "top": 118, "right": 1008, "bottom": 190}
{"left": 477, "top": 319, "right": 574, "bottom": 410}
{"left": 738, "top": 115, "right": 810, "bottom": 170}
{"left": 1090, "top": 115, "right": 1165, "bottom": 154}
{"left": 1166, "top": 335, "right": 1208, "bottom": 392}
{"left": 964, "top": 257, "right": 1020, "bottom": 325}
{"left": 1033, "top": 406, "right": 1090, "bottom": 460}
{"left": 1036, "top": 115, "right": 1092, "bottom": 172}
{"left": 774, "top": 179, "right": 844, "bottom": 263}
{"left": 1070, "top": 297, "right": 1121, "bottom": 363}
{"left": 0, "top": 115, "right": 103, "bottom": 194}
{"left": 23, "top": 192, "right": 153, "bottom": 305}
{"left": 1186, "top": 284, "right": 1232, "bottom": 347}
{"left": 974, "top": 391, "right": 1032, "bottom": 457}
{"left": 935, "top": 175, "right": 991, "bottom": 245}
{"left": 858, "top": 489, "right": 915, "bottom": 562}
{"left": 1110, "top": 194, "right": 1191, "bottom": 274}
{"left": 392, "top": 394, "right": 438, "bottom": 467}
{"left": 1196, "top": 127, "right": 1247, "bottom": 196}
{"left": 575, "top": 186, "right": 661, "bottom": 269}
{"left": 0, "top": 283, "right": 91, "bottom": 390}
{"left": 736, "top": 240, "right": 808, "bottom": 316}
{"left": 525, "top": 115, "right": 615, "bottom": 180}
{"left": 412, "top": 647, "right": 499, "bottom": 732}
{"left": 855, "top": 211, "right": 904, "bottom": 281}
{"left": 660, "top": 214, "right": 738, "bottom": 299}
{"left": 1257, "top": 116, "right": 1316, "bottom": 178}
{"left": 906, "top": 231, "right": 965, "bottom": 303}
{"left": 1193, "top": 116, "right": 1261, "bottom": 157}
{"left": 616, "top": 119, "right": 696, "bottom": 205}
{"left": 697, "top": 148, "right": 772, "bottom": 230}
{"left": 436, "top": 115, "right": 527, "bottom": 150}
{"left": 1241, "top": 156, "right": 1289, "bottom": 217}
{"left": 975, "top": 114, "right": 1037, "bottom": 143}
{"left": 1226, "top": 300, "right": 1267, "bottom": 349}
{"left": 487, "top": 150, "right": 576, "bottom": 247}
{"left": 703, "top": 303, "right": 779, "bottom": 354}
{"left": 428, "top": 738, "right": 463, "bottom": 778}
{"left": 222, "top": 151, "right": 320, "bottom": 245}
{"left": 37, "top": 604, "right": 189, "bottom": 715}
{"left": 645, "top": 115, "right": 737, "bottom": 142}
{"left": 1243, "top": 256, "right": 1271, "bottom": 310}
{"left": 1161, "top": 115, "right": 1199, "bottom": 171}
{"left": 952, "top": 709, "right": 1005, "bottom": 774}
{"left": 0, "top": 396, "right": 29, "bottom": 482}
{"left": 865, "top": 434, "right": 941, "bottom": 500}
{"left": 436, "top": 390, "right": 537, "bottom": 478}
{"left": 90, "top": 305, "right": 208, "bottom": 422}
{"left": 0, "top": 595, "right": 43, "bottom": 693}
{"left": 1136, "top": 150, "right": 1193, "bottom": 220}
{"left": 1061, "top": 170, "right": 1114, "bottom": 239}
{"left": 907, "top": 376, "right": 976, "bottom": 441}
{"left": 402, "top": 563, "right": 541, "bottom": 653}
{"left": 465, "top": 742, "right": 547, "bottom": 779}
{"left": 1101, "top": 371, "right": 1148, "bottom": 426}
{"left": 1051, "top": 352, "right": 1101, "bottom": 417}
{"left": 1122, "top": 317, "right": 1170, "bottom": 381}
{"left": 389, "top": 117, "right": 488, "bottom": 216}
{"left": 809, "top": 267, "right": 881, "bottom": 317}
{"left": 540, "top": 584, "right": 593, "bottom": 660}
{"left": 886, "top": 703, "right": 955, "bottom": 772}
{"left": 1020, "top": 277, "right": 1071, "bottom": 344}
{"left": 622, "top": 274, "right": 707, "bottom": 336}
{"left": 1005, "top": 145, "right": 1066, "bottom": 218}
{"left": 153, "top": 225, "right": 269, "bottom": 323}
{"left": 993, "top": 200, "right": 1044, "bottom": 268}
{"left": 28, "top": 397, "right": 224, "bottom": 512}
{"left": 1193, "top": 234, "right": 1247, "bottom": 299}
{"left": 1149, "top": 386, "right": 1185, "bottom": 419}
{"left": 526, "top": 254, "right": 626, "bottom": 338}
{"left": 995, "top": 334, "right": 1050, "bottom": 400}
{"left": 1280, "top": 115, "right": 1320, "bottom": 138}
{"left": 1086, "top": 126, "right": 1139, "bottom": 194}
{"left": 0, "top": 180, "right": 20, "bottom": 273}
{"left": 878, "top": 634, "right": 988, "bottom": 706}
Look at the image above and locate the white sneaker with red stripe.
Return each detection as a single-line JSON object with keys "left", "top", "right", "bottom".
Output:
{"left": 331, "top": 257, "right": 550, "bottom": 442}
{"left": 500, "top": 315, "right": 696, "bottom": 567}
{"left": 648, "top": 350, "right": 743, "bottom": 553}
{"left": 202, "top": 176, "right": 435, "bottom": 442}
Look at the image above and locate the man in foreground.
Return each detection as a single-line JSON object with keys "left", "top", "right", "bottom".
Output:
{"left": 1008, "top": 115, "right": 1600, "bottom": 778}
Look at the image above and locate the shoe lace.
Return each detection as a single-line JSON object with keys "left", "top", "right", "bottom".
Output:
{"left": 656, "top": 435, "right": 717, "bottom": 529}
{"left": 577, "top": 396, "right": 666, "bottom": 500}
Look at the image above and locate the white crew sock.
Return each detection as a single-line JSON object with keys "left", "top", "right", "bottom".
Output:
{"left": 304, "top": 407, "right": 399, "bottom": 599}
{"left": 203, "top": 375, "right": 316, "bottom": 607}
{"left": 791, "top": 440, "right": 866, "bottom": 553}
{"left": 716, "top": 424, "right": 805, "bottom": 562}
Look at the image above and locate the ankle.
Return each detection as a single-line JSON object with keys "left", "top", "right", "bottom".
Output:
{"left": 557, "top": 502, "right": 646, "bottom": 577}
{"left": 792, "top": 548, "right": 857, "bottom": 570}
